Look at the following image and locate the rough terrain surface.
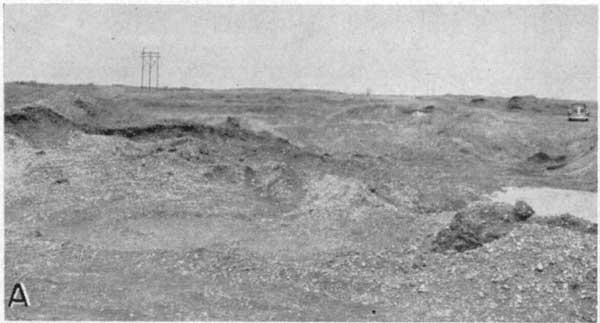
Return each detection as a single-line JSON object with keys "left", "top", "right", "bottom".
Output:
{"left": 4, "top": 82, "right": 597, "bottom": 321}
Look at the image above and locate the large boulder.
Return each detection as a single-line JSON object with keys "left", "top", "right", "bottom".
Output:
{"left": 513, "top": 200, "right": 534, "bottom": 220}
{"left": 432, "top": 201, "right": 534, "bottom": 252}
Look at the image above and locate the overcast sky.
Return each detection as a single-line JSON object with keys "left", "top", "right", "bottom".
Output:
{"left": 4, "top": 5, "right": 598, "bottom": 100}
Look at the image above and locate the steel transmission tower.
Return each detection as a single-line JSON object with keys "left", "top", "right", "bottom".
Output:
{"left": 140, "top": 48, "right": 160, "bottom": 90}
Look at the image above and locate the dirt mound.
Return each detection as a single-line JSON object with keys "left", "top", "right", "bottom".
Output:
{"left": 513, "top": 200, "right": 535, "bottom": 220}
{"left": 527, "top": 151, "right": 568, "bottom": 170}
{"left": 506, "top": 95, "right": 572, "bottom": 115}
{"left": 470, "top": 97, "right": 486, "bottom": 104}
{"left": 88, "top": 117, "right": 292, "bottom": 148}
{"left": 433, "top": 197, "right": 597, "bottom": 253}
{"left": 506, "top": 96, "right": 529, "bottom": 110}
{"left": 5, "top": 105, "right": 82, "bottom": 147}
{"left": 432, "top": 201, "right": 534, "bottom": 252}
{"left": 527, "top": 152, "right": 566, "bottom": 163}
{"left": 4, "top": 105, "right": 260, "bottom": 148}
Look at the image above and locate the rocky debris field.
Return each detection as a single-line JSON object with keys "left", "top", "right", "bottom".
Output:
{"left": 4, "top": 82, "right": 597, "bottom": 321}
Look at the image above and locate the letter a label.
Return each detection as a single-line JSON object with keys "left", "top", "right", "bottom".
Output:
{"left": 8, "top": 283, "right": 30, "bottom": 308}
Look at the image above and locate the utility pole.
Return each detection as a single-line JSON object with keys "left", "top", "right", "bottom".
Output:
{"left": 425, "top": 72, "right": 435, "bottom": 96}
{"left": 148, "top": 55, "right": 152, "bottom": 89}
{"left": 140, "top": 49, "right": 160, "bottom": 91}
{"left": 141, "top": 48, "right": 145, "bottom": 89}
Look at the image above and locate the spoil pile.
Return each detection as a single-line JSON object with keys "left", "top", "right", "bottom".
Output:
{"left": 506, "top": 95, "right": 575, "bottom": 115}
{"left": 433, "top": 200, "right": 597, "bottom": 253}
{"left": 5, "top": 105, "right": 82, "bottom": 147}
{"left": 527, "top": 151, "right": 568, "bottom": 170}
{"left": 433, "top": 201, "right": 534, "bottom": 252}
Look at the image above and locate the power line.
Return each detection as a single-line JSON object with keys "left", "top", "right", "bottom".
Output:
{"left": 140, "top": 48, "right": 160, "bottom": 90}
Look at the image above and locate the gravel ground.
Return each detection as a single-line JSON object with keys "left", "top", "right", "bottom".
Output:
{"left": 4, "top": 83, "right": 597, "bottom": 321}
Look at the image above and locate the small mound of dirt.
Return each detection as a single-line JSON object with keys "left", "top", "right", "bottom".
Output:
{"left": 527, "top": 152, "right": 566, "bottom": 163}
{"left": 432, "top": 201, "right": 534, "bottom": 252}
{"left": 421, "top": 105, "right": 435, "bottom": 113}
{"left": 86, "top": 118, "right": 293, "bottom": 152}
{"left": 506, "top": 95, "right": 571, "bottom": 114}
{"left": 5, "top": 105, "right": 78, "bottom": 129}
{"left": 527, "top": 152, "right": 568, "bottom": 170}
{"left": 5, "top": 105, "right": 82, "bottom": 146}
{"left": 507, "top": 96, "right": 527, "bottom": 110}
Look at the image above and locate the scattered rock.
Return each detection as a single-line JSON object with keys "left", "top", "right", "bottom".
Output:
{"left": 53, "top": 178, "right": 69, "bottom": 185}
{"left": 535, "top": 263, "right": 544, "bottom": 272}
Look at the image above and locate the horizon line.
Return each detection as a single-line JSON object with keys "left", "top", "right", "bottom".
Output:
{"left": 4, "top": 80, "right": 597, "bottom": 102}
